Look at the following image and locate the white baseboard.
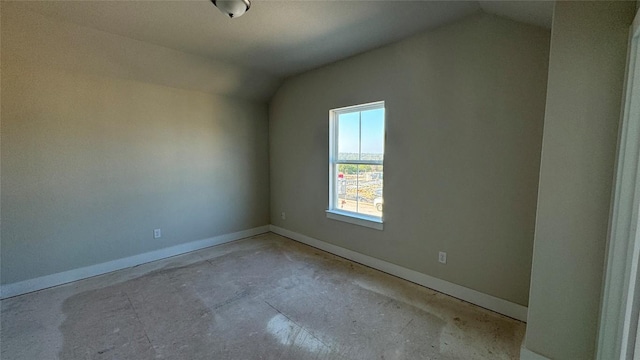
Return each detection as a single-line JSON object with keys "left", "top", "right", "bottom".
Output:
{"left": 269, "top": 225, "right": 528, "bottom": 322}
{"left": 520, "top": 347, "right": 551, "bottom": 360}
{"left": 0, "top": 226, "right": 270, "bottom": 299}
{"left": 2, "top": 224, "right": 529, "bottom": 323}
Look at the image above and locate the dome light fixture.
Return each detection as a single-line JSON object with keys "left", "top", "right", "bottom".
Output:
{"left": 211, "top": 0, "right": 251, "bottom": 18}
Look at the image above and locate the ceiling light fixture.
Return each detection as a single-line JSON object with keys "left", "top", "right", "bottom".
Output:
{"left": 211, "top": 0, "right": 251, "bottom": 18}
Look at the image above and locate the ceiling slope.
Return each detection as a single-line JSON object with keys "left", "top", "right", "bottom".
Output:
{"left": 14, "top": 0, "right": 483, "bottom": 76}
{"left": 3, "top": 1, "right": 553, "bottom": 100}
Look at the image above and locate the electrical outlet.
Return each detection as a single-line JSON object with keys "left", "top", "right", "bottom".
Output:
{"left": 438, "top": 251, "right": 447, "bottom": 264}
{"left": 154, "top": 228, "right": 162, "bottom": 239}
{"left": 281, "top": 212, "right": 286, "bottom": 220}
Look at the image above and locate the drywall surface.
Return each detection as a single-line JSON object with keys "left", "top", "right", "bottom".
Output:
{"left": 1, "top": 8, "right": 270, "bottom": 284}
{"left": 269, "top": 14, "right": 550, "bottom": 306}
{"left": 0, "top": 3, "right": 279, "bottom": 102}
{"left": 524, "top": 2, "right": 635, "bottom": 359}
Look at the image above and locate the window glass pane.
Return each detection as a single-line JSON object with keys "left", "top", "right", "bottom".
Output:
{"left": 337, "top": 112, "right": 359, "bottom": 161}
{"left": 334, "top": 165, "right": 384, "bottom": 217}
{"left": 330, "top": 102, "right": 384, "bottom": 220}
{"left": 356, "top": 164, "right": 383, "bottom": 217}
{"left": 360, "top": 108, "right": 384, "bottom": 161}
{"left": 335, "top": 163, "right": 358, "bottom": 213}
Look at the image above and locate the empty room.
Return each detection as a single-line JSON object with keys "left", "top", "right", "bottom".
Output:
{"left": 2, "top": 1, "right": 639, "bottom": 359}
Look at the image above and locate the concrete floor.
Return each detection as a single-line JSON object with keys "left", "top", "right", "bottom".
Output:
{"left": 1, "top": 233, "right": 525, "bottom": 359}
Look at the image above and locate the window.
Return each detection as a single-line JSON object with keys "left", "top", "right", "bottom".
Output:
{"left": 327, "top": 101, "right": 385, "bottom": 230}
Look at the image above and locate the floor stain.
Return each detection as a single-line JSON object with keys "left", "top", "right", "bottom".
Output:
{"left": 2, "top": 234, "right": 525, "bottom": 360}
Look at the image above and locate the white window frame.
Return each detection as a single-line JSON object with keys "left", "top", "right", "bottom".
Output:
{"left": 326, "top": 101, "right": 385, "bottom": 230}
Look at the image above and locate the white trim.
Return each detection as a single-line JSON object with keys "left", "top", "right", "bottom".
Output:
{"left": 269, "top": 225, "right": 528, "bottom": 322}
{"left": 0, "top": 226, "right": 270, "bottom": 299}
{"left": 333, "top": 160, "right": 383, "bottom": 166}
{"left": 597, "top": 9, "right": 640, "bottom": 360}
{"left": 331, "top": 100, "right": 385, "bottom": 114}
{"left": 520, "top": 347, "right": 551, "bottom": 360}
{"left": 325, "top": 210, "right": 383, "bottom": 230}
{"left": 328, "top": 101, "right": 385, "bottom": 220}
{"left": 2, "top": 225, "right": 528, "bottom": 322}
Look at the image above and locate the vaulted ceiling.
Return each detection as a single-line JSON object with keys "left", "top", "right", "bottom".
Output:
{"left": 11, "top": 1, "right": 554, "bottom": 78}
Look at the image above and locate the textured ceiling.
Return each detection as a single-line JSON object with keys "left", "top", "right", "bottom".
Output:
{"left": 12, "top": 1, "right": 553, "bottom": 78}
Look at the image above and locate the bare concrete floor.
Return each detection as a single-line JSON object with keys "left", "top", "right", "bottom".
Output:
{"left": 1, "top": 233, "right": 525, "bottom": 359}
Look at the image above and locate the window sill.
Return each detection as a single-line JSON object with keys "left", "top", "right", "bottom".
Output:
{"left": 325, "top": 210, "right": 384, "bottom": 230}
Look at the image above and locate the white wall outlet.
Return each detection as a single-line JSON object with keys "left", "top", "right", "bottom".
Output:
{"left": 154, "top": 228, "right": 162, "bottom": 239}
{"left": 281, "top": 212, "right": 286, "bottom": 220}
{"left": 438, "top": 251, "right": 447, "bottom": 264}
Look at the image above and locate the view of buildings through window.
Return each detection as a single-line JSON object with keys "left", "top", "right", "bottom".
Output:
{"left": 331, "top": 103, "right": 384, "bottom": 218}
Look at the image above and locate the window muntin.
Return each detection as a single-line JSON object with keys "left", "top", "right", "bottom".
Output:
{"left": 329, "top": 102, "right": 385, "bottom": 223}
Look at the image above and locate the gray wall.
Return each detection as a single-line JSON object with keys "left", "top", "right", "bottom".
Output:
{"left": 1, "top": 7, "right": 270, "bottom": 285}
{"left": 269, "top": 14, "right": 550, "bottom": 306}
{"left": 524, "top": 1, "right": 636, "bottom": 359}
{"left": 0, "top": 3, "right": 280, "bottom": 102}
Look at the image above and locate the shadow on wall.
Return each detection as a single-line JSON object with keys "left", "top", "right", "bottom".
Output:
{"left": 236, "top": 2, "right": 481, "bottom": 77}
{"left": 0, "top": 3, "right": 280, "bottom": 101}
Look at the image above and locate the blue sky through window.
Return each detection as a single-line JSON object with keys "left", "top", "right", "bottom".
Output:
{"left": 338, "top": 108, "right": 384, "bottom": 158}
